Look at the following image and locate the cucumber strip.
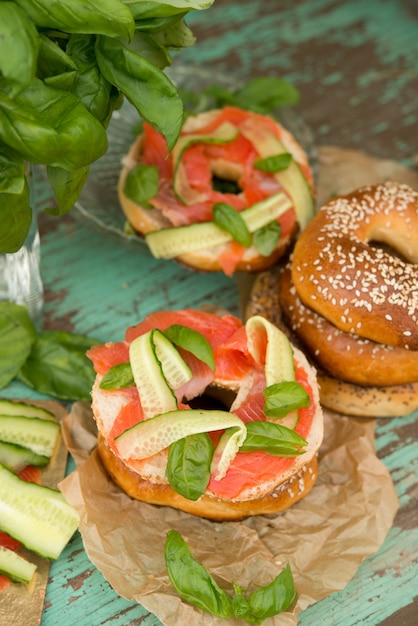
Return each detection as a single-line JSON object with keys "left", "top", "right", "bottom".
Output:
{"left": 0, "top": 399, "right": 56, "bottom": 421}
{"left": 245, "top": 315, "right": 295, "bottom": 385}
{"left": 270, "top": 412, "right": 299, "bottom": 430}
{"left": 152, "top": 330, "right": 192, "bottom": 391}
{"left": 239, "top": 119, "right": 315, "bottom": 229}
{"left": 129, "top": 330, "right": 178, "bottom": 419}
{"left": 145, "top": 192, "right": 291, "bottom": 259}
{"left": 0, "top": 545, "right": 37, "bottom": 585}
{"left": 0, "top": 440, "right": 49, "bottom": 473}
{"left": 114, "top": 409, "right": 247, "bottom": 480}
{"left": 0, "top": 415, "right": 60, "bottom": 458}
{"left": 0, "top": 463, "right": 79, "bottom": 560}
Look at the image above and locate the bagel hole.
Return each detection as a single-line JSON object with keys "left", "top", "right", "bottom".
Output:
{"left": 187, "top": 386, "right": 237, "bottom": 411}
{"left": 369, "top": 240, "right": 408, "bottom": 262}
{"left": 212, "top": 174, "right": 242, "bottom": 195}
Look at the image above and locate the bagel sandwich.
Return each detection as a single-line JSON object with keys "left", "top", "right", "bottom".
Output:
{"left": 118, "top": 106, "right": 315, "bottom": 276}
{"left": 87, "top": 309, "right": 324, "bottom": 520}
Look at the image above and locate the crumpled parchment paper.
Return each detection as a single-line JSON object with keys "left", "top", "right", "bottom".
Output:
{"left": 59, "top": 146, "right": 416, "bottom": 624}
{"left": 60, "top": 391, "right": 398, "bottom": 625}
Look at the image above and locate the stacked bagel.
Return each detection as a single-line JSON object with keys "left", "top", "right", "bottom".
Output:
{"left": 277, "top": 181, "right": 418, "bottom": 417}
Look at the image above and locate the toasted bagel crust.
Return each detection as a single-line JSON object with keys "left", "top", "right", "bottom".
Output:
{"left": 291, "top": 181, "right": 418, "bottom": 350}
{"left": 97, "top": 433, "right": 319, "bottom": 521}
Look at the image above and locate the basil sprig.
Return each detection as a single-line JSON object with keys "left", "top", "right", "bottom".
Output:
{"left": 166, "top": 433, "right": 214, "bottom": 500}
{"left": 0, "top": 0, "right": 214, "bottom": 254}
{"left": 240, "top": 421, "right": 307, "bottom": 457}
{"left": 99, "top": 362, "right": 134, "bottom": 390}
{"left": 253, "top": 221, "right": 281, "bottom": 257}
{"left": 123, "top": 163, "right": 159, "bottom": 208}
{"left": 164, "top": 324, "right": 215, "bottom": 370}
{"left": 213, "top": 202, "right": 252, "bottom": 247}
{"left": 165, "top": 530, "right": 296, "bottom": 624}
{"left": 264, "top": 381, "right": 310, "bottom": 418}
{"left": 254, "top": 152, "right": 293, "bottom": 173}
{"left": 0, "top": 302, "right": 99, "bottom": 400}
{"left": 181, "top": 76, "right": 300, "bottom": 117}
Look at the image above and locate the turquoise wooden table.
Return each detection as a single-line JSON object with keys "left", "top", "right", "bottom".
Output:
{"left": 2, "top": 1, "right": 418, "bottom": 624}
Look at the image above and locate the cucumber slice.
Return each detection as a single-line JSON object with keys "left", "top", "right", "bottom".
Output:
{"left": 0, "top": 463, "right": 79, "bottom": 560}
{"left": 146, "top": 192, "right": 291, "bottom": 259}
{"left": 240, "top": 119, "right": 315, "bottom": 229}
{"left": 245, "top": 315, "right": 295, "bottom": 385}
{"left": 0, "top": 545, "right": 37, "bottom": 585}
{"left": 129, "top": 329, "right": 189, "bottom": 419}
{"left": 0, "top": 415, "right": 60, "bottom": 458}
{"left": 153, "top": 330, "right": 192, "bottom": 391}
{"left": 0, "top": 399, "right": 56, "bottom": 422}
{"left": 0, "top": 440, "right": 49, "bottom": 473}
{"left": 114, "top": 409, "right": 247, "bottom": 480}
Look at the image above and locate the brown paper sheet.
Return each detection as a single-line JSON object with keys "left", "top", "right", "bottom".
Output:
{"left": 59, "top": 147, "right": 415, "bottom": 624}
{"left": 60, "top": 393, "right": 398, "bottom": 625}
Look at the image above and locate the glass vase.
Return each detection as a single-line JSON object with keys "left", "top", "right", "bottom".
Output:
{"left": 0, "top": 167, "right": 44, "bottom": 322}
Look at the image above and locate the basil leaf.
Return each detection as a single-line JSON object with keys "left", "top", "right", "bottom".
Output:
{"left": 0, "top": 302, "right": 36, "bottom": 389}
{"left": 46, "top": 165, "right": 90, "bottom": 216}
{"left": 99, "top": 362, "right": 134, "bottom": 390}
{"left": 253, "top": 221, "right": 281, "bottom": 257}
{"left": 239, "top": 562, "right": 296, "bottom": 624}
{"left": 202, "top": 77, "right": 300, "bottom": 115}
{"left": 153, "top": 17, "right": 196, "bottom": 49}
{"left": 0, "top": 173, "right": 32, "bottom": 253}
{"left": 166, "top": 433, "right": 214, "bottom": 500}
{"left": 240, "top": 421, "right": 307, "bottom": 457}
{"left": 264, "top": 381, "right": 310, "bottom": 418}
{"left": 67, "top": 34, "right": 115, "bottom": 125}
{"left": 230, "top": 77, "right": 300, "bottom": 113}
{"left": 0, "top": 147, "right": 25, "bottom": 195}
{"left": 127, "top": 30, "right": 171, "bottom": 69}
{"left": 0, "top": 80, "right": 108, "bottom": 170}
{"left": 18, "top": 331, "right": 100, "bottom": 401}
{"left": 127, "top": 1, "right": 214, "bottom": 20}
{"left": 164, "top": 530, "right": 234, "bottom": 619}
{"left": 0, "top": 2, "right": 39, "bottom": 97}
{"left": 13, "top": 0, "right": 135, "bottom": 41}
{"left": 254, "top": 152, "right": 292, "bottom": 173}
{"left": 212, "top": 203, "right": 251, "bottom": 248}
{"left": 37, "top": 34, "right": 77, "bottom": 91}
{"left": 164, "top": 324, "right": 215, "bottom": 370}
{"left": 134, "top": 15, "right": 186, "bottom": 34}
{"left": 95, "top": 35, "right": 183, "bottom": 150}
{"left": 124, "top": 163, "right": 159, "bottom": 208}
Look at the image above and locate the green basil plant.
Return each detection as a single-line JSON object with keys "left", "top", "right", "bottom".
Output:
{"left": 0, "top": 0, "right": 214, "bottom": 254}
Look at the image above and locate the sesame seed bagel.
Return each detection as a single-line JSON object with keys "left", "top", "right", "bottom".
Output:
{"left": 291, "top": 181, "right": 418, "bottom": 350}
{"left": 273, "top": 181, "right": 418, "bottom": 417}
{"left": 279, "top": 265, "right": 418, "bottom": 387}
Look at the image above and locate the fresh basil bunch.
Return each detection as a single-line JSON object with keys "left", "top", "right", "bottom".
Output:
{"left": 0, "top": 0, "right": 214, "bottom": 254}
